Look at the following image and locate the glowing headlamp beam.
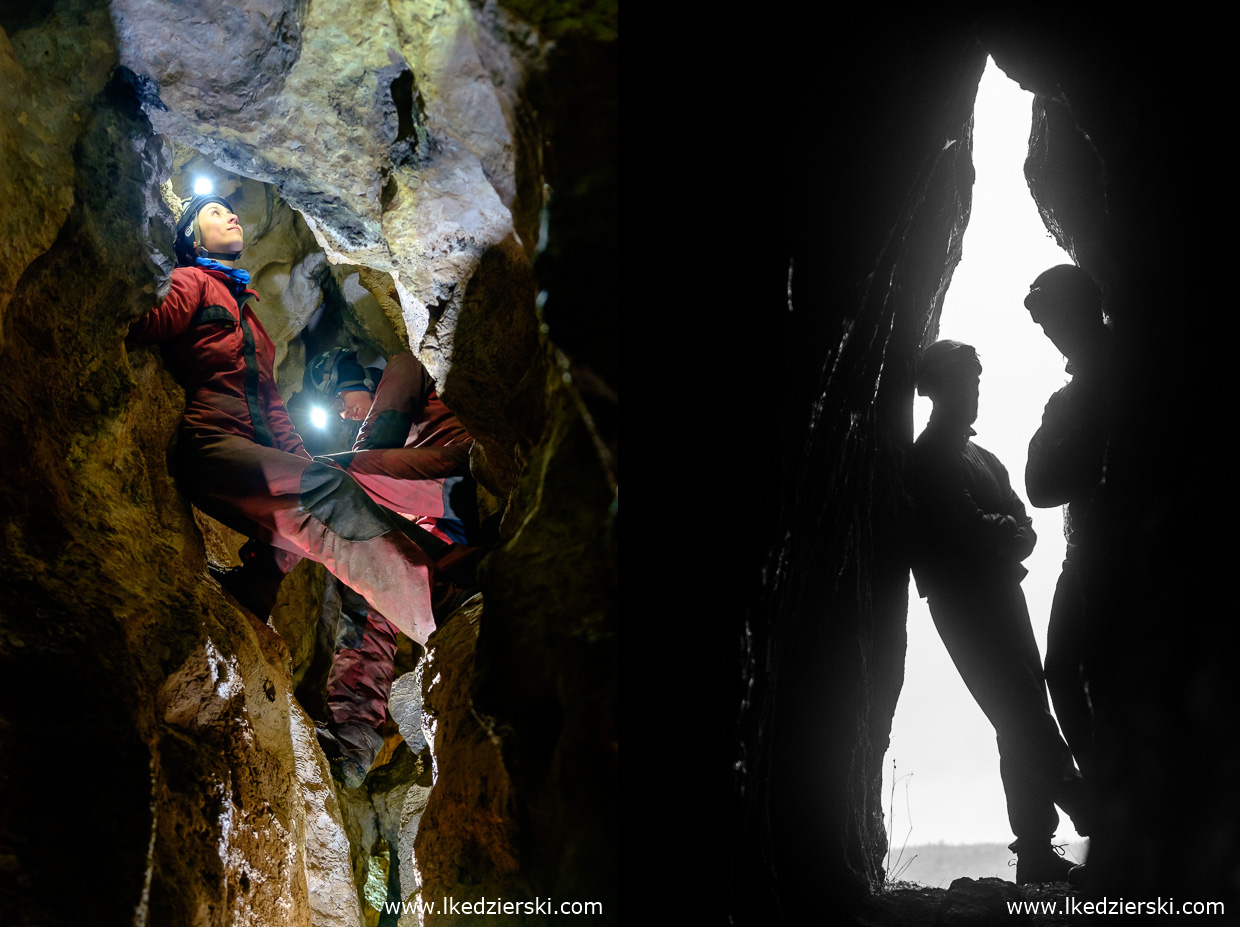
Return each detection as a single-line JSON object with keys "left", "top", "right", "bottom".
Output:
{"left": 193, "top": 176, "right": 214, "bottom": 195}
{"left": 310, "top": 406, "right": 329, "bottom": 430}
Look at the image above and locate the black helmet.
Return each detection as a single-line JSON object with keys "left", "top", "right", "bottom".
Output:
{"left": 175, "top": 193, "right": 243, "bottom": 266}
{"left": 308, "top": 348, "right": 374, "bottom": 396}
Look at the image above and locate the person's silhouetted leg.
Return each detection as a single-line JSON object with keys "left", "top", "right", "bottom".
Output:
{"left": 1045, "top": 560, "right": 1096, "bottom": 779}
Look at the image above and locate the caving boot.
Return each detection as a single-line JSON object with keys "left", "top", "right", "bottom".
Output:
{"left": 209, "top": 540, "right": 293, "bottom": 620}
{"left": 431, "top": 580, "right": 482, "bottom": 624}
{"left": 434, "top": 542, "right": 487, "bottom": 588}
{"left": 315, "top": 720, "right": 386, "bottom": 789}
{"left": 1009, "top": 839, "right": 1078, "bottom": 884}
{"left": 429, "top": 542, "right": 486, "bottom": 624}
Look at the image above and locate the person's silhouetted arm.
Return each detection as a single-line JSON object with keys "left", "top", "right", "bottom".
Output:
{"left": 917, "top": 448, "right": 1032, "bottom": 562}
{"left": 1027, "top": 385, "right": 1106, "bottom": 508}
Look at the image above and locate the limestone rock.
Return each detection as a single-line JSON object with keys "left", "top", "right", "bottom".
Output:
{"left": 195, "top": 505, "right": 251, "bottom": 570}
{"left": 0, "top": 2, "right": 120, "bottom": 348}
{"left": 292, "top": 704, "right": 366, "bottom": 927}
{"left": 154, "top": 607, "right": 310, "bottom": 926}
{"left": 0, "top": 11, "right": 354, "bottom": 922}
{"left": 439, "top": 234, "right": 541, "bottom": 496}
{"left": 389, "top": 670, "right": 429, "bottom": 756}
{"left": 272, "top": 558, "right": 332, "bottom": 689}
{"left": 335, "top": 745, "right": 430, "bottom": 926}
{"left": 1024, "top": 96, "right": 1112, "bottom": 276}
{"left": 397, "top": 781, "right": 434, "bottom": 912}
{"left": 464, "top": 0, "right": 552, "bottom": 257}
{"left": 387, "top": 667, "right": 434, "bottom": 914}
{"left": 112, "top": 0, "right": 521, "bottom": 354}
{"left": 468, "top": 346, "right": 617, "bottom": 914}
{"left": 355, "top": 266, "right": 412, "bottom": 350}
{"left": 335, "top": 267, "right": 409, "bottom": 361}
{"left": 414, "top": 598, "right": 527, "bottom": 923}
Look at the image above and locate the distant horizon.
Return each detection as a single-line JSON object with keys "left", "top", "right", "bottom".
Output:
{"left": 900, "top": 839, "right": 1088, "bottom": 848}
{"left": 889, "top": 839, "right": 1089, "bottom": 888}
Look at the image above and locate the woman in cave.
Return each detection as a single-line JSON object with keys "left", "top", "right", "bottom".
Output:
{"left": 127, "top": 189, "right": 443, "bottom": 779}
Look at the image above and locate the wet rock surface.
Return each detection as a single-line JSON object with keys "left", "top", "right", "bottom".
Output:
{"left": 291, "top": 703, "right": 367, "bottom": 927}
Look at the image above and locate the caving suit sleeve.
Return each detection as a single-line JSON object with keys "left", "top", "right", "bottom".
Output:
{"left": 263, "top": 383, "right": 311, "bottom": 459}
{"left": 252, "top": 317, "right": 311, "bottom": 460}
{"left": 127, "top": 268, "right": 203, "bottom": 343}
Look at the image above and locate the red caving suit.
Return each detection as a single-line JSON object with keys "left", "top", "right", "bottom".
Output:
{"left": 343, "top": 351, "right": 477, "bottom": 545}
{"left": 128, "top": 265, "right": 438, "bottom": 643}
{"left": 322, "top": 351, "right": 480, "bottom": 730}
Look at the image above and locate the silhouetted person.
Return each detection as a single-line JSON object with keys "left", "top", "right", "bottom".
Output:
{"left": 911, "top": 339, "right": 1091, "bottom": 884}
{"left": 1023, "top": 265, "right": 1113, "bottom": 783}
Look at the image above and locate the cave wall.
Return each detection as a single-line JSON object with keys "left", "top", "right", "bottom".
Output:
{"left": 0, "top": 27, "right": 337, "bottom": 918}
{"left": 653, "top": 15, "right": 990, "bottom": 921}
{"left": 0, "top": 0, "right": 616, "bottom": 924}
{"left": 733, "top": 29, "right": 988, "bottom": 920}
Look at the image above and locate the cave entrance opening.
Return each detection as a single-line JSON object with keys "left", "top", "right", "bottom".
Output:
{"left": 883, "top": 56, "right": 1087, "bottom": 882}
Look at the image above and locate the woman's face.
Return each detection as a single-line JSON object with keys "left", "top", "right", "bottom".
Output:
{"left": 196, "top": 202, "right": 244, "bottom": 254}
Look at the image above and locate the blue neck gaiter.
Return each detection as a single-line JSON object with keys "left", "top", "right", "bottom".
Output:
{"left": 195, "top": 257, "right": 252, "bottom": 291}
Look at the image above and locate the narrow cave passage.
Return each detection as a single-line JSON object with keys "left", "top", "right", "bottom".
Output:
{"left": 0, "top": 1, "right": 618, "bottom": 922}
{"left": 152, "top": 150, "right": 477, "bottom": 923}
{"left": 883, "top": 57, "right": 1087, "bottom": 883}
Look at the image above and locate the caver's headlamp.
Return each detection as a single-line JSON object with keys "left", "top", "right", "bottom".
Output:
{"left": 306, "top": 348, "right": 376, "bottom": 430}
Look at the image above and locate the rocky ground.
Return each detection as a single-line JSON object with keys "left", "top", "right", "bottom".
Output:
{"left": 858, "top": 878, "right": 1082, "bottom": 926}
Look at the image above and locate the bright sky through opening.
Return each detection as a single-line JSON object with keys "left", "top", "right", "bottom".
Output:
{"left": 883, "top": 57, "right": 1082, "bottom": 847}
